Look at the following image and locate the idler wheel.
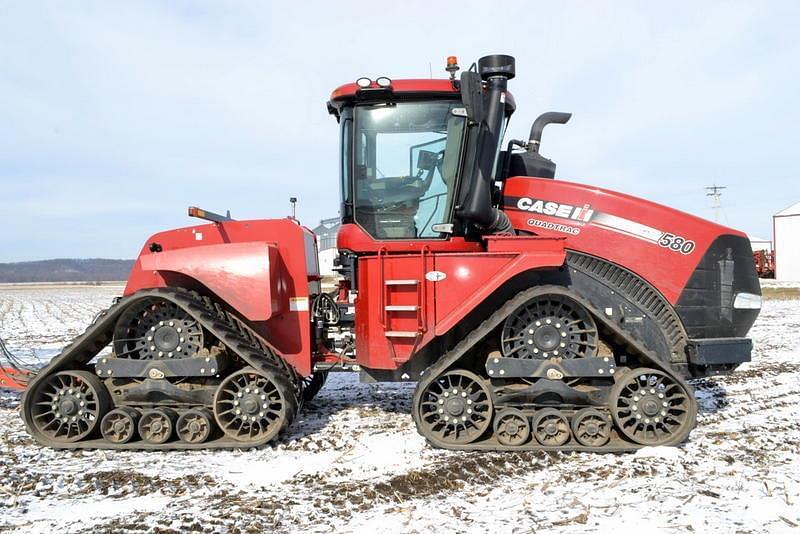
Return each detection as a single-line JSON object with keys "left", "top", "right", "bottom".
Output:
{"left": 532, "top": 408, "right": 571, "bottom": 446}
{"left": 609, "top": 368, "right": 695, "bottom": 446}
{"left": 177, "top": 409, "right": 214, "bottom": 444}
{"left": 415, "top": 369, "right": 493, "bottom": 445}
{"left": 493, "top": 408, "right": 531, "bottom": 446}
{"left": 501, "top": 293, "right": 598, "bottom": 360}
{"left": 213, "top": 367, "right": 294, "bottom": 443}
{"left": 571, "top": 408, "right": 612, "bottom": 447}
{"left": 138, "top": 408, "right": 177, "bottom": 444}
{"left": 101, "top": 407, "right": 140, "bottom": 444}
{"left": 29, "top": 370, "right": 110, "bottom": 443}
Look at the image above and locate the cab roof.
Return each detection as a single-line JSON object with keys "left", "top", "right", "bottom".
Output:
{"left": 330, "top": 79, "right": 458, "bottom": 102}
{"left": 328, "top": 78, "right": 515, "bottom": 116}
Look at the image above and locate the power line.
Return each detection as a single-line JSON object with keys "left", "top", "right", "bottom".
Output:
{"left": 705, "top": 184, "right": 726, "bottom": 222}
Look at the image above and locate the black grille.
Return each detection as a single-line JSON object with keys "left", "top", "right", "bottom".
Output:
{"left": 675, "top": 235, "right": 760, "bottom": 338}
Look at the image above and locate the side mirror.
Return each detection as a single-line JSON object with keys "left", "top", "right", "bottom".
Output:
{"left": 417, "top": 150, "right": 439, "bottom": 172}
{"left": 460, "top": 71, "right": 485, "bottom": 123}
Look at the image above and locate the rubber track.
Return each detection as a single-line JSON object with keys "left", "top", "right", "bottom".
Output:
{"left": 20, "top": 287, "right": 298, "bottom": 450}
{"left": 410, "top": 284, "right": 698, "bottom": 452}
{"left": 301, "top": 371, "right": 329, "bottom": 402}
{"left": 190, "top": 291, "right": 303, "bottom": 399}
{"left": 567, "top": 252, "right": 689, "bottom": 363}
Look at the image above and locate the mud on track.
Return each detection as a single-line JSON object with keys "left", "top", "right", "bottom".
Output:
{"left": 1, "top": 285, "right": 799, "bottom": 532}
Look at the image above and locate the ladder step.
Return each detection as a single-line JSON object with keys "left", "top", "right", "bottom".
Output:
{"left": 385, "top": 330, "right": 419, "bottom": 338}
{"left": 385, "top": 305, "right": 418, "bottom": 311}
{"left": 385, "top": 279, "right": 419, "bottom": 286}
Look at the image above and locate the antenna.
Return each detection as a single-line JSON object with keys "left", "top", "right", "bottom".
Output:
{"left": 705, "top": 184, "right": 726, "bottom": 222}
{"left": 289, "top": 197, "right": 297, "bottom": 219}
{"left": 428, "top": 62, "right": 432, "bottom": 79}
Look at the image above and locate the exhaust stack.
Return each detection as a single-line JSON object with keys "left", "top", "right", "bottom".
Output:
{"left": 507, "top": 111, "right": 572, "bottom": 180}
{"left": 528, "top": 112, "right": 571, "bottom": 153}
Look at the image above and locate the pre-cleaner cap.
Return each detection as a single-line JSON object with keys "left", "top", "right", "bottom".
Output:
{"left": 478, "top": 54, "right": 515, "bottom": 80}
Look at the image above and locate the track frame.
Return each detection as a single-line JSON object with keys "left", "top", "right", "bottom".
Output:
{"left": 20, "top": 287, "right": 299, "bottom": 450}
{"left": 411, "top": 284, "right": 698, "bottom": 452}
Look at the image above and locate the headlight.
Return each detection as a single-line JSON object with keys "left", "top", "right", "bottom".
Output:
{"left": 733, "top": 292, "right": 762, "bottom": 310}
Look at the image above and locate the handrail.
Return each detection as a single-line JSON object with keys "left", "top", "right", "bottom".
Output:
{"left": 378, "top": 247, "right": 387, "bottom": 328}
{"left": 419, "top": 246, "right": 430, "bottom": 333}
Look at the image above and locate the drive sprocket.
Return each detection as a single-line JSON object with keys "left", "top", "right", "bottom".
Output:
{"left": 113, "top": 298, "right": 204, "bottom": 360}
{"left": 500, "top": 294, "right": 598, "bottom": 360}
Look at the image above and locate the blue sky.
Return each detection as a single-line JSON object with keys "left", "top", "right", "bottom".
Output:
{"left": 1, "top": 1, "right": 798, "bottom": 261}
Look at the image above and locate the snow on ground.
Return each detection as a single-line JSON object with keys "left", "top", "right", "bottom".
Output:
{"left": 1, "top": 284, "right": 799, "bottom": 533}
{"left": 761, "top": 279, "right": 800, "bottom": 289}
{"left": 0, "top": 284, "right": 122, "bottom": 365}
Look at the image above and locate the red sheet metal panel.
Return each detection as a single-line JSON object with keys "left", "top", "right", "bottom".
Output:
{"left": 503, "top": 177, "right": 746, "bottom": 303}
{"left": 139, "top": 242, "right": 281, "bottom": 321}
{"left": 124, "top": 218, "right": 316, "bottom": 376}
{"left": 354, "top": 237, "right": 565, "bottom": 370}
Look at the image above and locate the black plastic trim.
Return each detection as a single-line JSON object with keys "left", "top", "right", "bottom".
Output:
{"left": 686, "top": 337, "right": 752, "bottom": 365}
{"left": 675, "top": 234, "right": 760, "bottom": 339}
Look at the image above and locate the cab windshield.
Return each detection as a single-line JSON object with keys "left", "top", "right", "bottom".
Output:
{"left": 351, "top": 100, "right": 465, "bottom": 239}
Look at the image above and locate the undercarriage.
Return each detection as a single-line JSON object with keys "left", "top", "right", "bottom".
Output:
{"left": 20, "top": 283, "right": 696, "bottom": 452}
{"left": 411, "top": 286, "right": 697, "bottom": 452}
{"left": 21, "top": 288, "right": 304, "bottom": 449}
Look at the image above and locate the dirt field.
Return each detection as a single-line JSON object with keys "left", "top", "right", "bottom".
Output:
{"left": 1, "top": 284, "right": 799, "bottom": 533}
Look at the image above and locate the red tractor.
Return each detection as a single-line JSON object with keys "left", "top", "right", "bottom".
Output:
{"left": 15, "top": 55, "right": 761, "bottom": 451}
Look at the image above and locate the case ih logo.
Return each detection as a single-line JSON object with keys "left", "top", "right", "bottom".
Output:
{"left": 515, "top": 198, "right": 595, "bottom": 222}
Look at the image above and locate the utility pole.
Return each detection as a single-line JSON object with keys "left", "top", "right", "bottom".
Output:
{"left": 705, "top": 184, "right": 726, "bottom": 222}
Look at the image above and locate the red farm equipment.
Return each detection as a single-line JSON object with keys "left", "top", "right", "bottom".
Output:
{"left": 9, "top": 55, "right": 761, "bottom": 451}
{"left": 753, "top": 250, "right": 775, "bottom": 278}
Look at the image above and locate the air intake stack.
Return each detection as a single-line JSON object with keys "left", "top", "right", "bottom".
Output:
{"left": 457, "top": 55, "right": 516, "bottom": 234}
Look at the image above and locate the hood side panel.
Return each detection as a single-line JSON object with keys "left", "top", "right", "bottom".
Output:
{"left": 502, "top": 177, "right": 748, "bottom": 304}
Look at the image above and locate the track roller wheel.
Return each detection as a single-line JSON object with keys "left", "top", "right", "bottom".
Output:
{"left": 493, "top": 408, "right": 530, "bottom": 446}
{"left": 213, "top": 367, "right": 296, "bottom": 444}
{"left": 176, "top": 409, "right": 214, "bottom": 444}
{"left": 532, "top": 408, "right": 571, "bottom": 446}
{"left": 29, "top": 370, "right": 110, "bottom": 443}
{"left": 609, "top": 368, "right": 695, "bottom": 446}
{"left": 138, "top": 408, "right": 177, "bottom": 444}
{"left": 415, "top": 369, "right": 493, "bottom": 445}
{"left": 101, "top": 407, "right": 140, "bottom": 444}
{"left": 571, "top": 408, "right": 611, "bottom": 447}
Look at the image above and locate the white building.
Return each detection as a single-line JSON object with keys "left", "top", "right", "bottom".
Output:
{"left": 774, "top": 201, "right": 800, "bottom": 281}
{"left": 312, "top": 217, "right": 340, "bottom": 277}
{"left": 748, "top": 235, "right": 772, "bottom": 253}
{"left": 318, "top": 248, "right": 339, "bottom": 276}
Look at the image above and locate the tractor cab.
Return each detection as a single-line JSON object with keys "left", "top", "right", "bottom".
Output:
{"left": 346, "top": 98, "right": 464, "bottom": 240}
{"left": 328, "top": 55, "right": 520, "bottom": 254}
